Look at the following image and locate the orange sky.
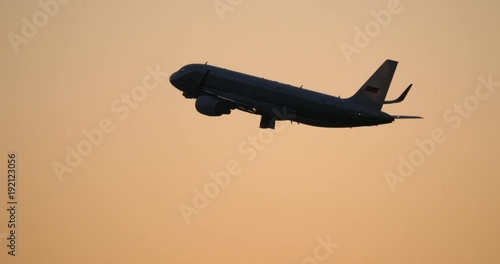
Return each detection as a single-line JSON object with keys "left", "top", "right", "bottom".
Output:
{"left": 1, "top": 0, "right": 500, "bottom": 263}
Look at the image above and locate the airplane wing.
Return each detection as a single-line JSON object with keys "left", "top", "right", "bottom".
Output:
{"left": 203, "top": 88, "right": 298, "bottom": 120}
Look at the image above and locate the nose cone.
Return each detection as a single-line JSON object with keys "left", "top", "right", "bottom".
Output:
{"left": 169, "top": 72, "right": 179, "bottom": 87}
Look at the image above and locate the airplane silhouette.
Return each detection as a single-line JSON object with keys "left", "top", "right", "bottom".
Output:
{"left": 170, "top": 60, "right": 421, "bottom": 129}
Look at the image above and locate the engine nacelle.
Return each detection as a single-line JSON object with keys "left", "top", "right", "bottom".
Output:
{"left": 195, "top": 96, "right": 231, "bottom": 116}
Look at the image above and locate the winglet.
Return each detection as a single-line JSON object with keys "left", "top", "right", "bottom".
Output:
{"left": 384, "top": 84, "right": 412, "bottom": 104}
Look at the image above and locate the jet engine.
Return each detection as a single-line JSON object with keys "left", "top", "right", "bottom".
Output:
{"left": 195, "top": 96, "right": 231, "bottom": 116}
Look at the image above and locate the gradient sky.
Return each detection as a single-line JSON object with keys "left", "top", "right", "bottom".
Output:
{"left": 1, "top": 0, "right": 500, "bottom": 263}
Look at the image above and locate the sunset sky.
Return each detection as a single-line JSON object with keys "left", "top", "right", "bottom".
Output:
{"left": 1, "top": 0, "right": 500, "bottom": 263}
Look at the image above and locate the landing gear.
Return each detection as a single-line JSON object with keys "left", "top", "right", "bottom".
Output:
{"left": 259, "top": 115, "right": 275, "bottom": 129}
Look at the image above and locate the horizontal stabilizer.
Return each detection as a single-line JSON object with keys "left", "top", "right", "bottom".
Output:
{"left": 384, "top": 84, "right": 412, "bottom": 104}
{"left": 392, "top": 115, "right": 423, "bottom": 119}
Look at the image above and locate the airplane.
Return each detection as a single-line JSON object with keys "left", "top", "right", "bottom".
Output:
{"left": 169, "top": 59, "right": 421, "bottom": 129}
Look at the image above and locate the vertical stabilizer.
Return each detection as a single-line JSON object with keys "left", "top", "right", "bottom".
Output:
{"left": 348, "top": 60, "right": 398, "bottom": 110}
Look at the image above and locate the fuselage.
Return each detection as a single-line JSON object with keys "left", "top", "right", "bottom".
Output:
{"left": 170, "top": 63, "right": 394, "bottom": 128}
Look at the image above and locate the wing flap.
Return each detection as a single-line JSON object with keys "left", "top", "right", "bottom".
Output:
{"left": 204, "top": 89, "right": 298, "bottom": 118}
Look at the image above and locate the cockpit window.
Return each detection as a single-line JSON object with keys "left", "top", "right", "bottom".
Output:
{"left": 178, "top": 68, "right": 184, "bottom": 73}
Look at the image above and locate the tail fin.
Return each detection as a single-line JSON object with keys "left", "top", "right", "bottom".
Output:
{"left": 347, "top": 60, "right": 398, "bottom": 111}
